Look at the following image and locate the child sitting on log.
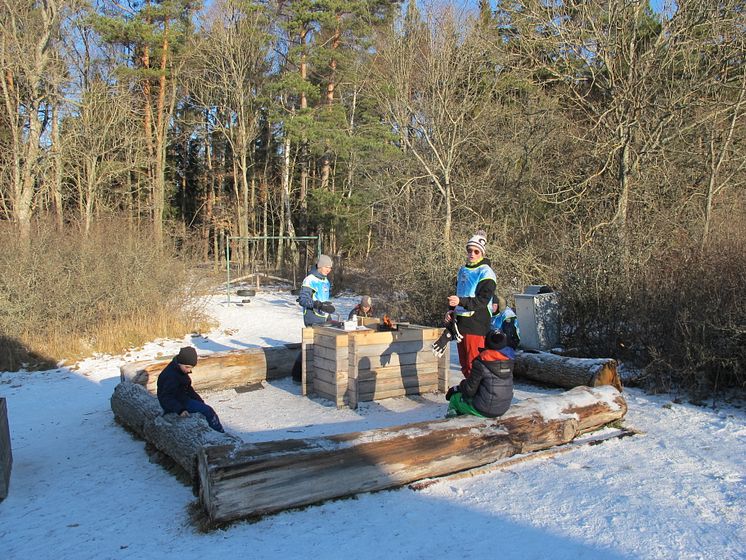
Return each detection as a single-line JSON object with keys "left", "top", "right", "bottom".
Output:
{"left": 156, "top": 346, "right": 225, "bottom": 433}
{"left": 445, "top": 329, "right": 514, "bottom": 418}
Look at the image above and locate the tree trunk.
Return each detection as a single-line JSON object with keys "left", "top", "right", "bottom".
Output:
{"left": 514, "top": 350, "right": 622, "bottom": 391}
{"left": 119, "top": 345, "right": 302, "bottom": 394}
{"left": 110, "top": 383, "right": 240, "bottom": 480}
{"left": 198, "top": 385, "right": 627, "bottom": 525}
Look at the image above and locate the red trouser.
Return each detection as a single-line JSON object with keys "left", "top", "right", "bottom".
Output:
{"left": 457, "top": 333, "right": 486, "bottom": 378}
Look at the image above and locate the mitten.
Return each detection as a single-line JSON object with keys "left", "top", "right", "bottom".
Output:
{"left": 319, "top": 301, "right": 335, "bottom": 314}
{"left": 445, "top": 386, "right": 459, "bottom": 401}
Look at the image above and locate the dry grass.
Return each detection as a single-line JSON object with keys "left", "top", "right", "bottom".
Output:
{"left": 0, "top": 219, "right": 215, "bottom": 370}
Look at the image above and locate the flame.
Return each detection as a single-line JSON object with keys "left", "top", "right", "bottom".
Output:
{"left": 382, "top": 314, "right": 394, "bottom": 329}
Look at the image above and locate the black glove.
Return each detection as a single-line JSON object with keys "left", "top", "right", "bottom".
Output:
{"left": 431, "top": 328, "right": 454, "bottom": 357}
{"left": 447, "top": 320, "right": 463, "bottom": 343}
{"left": 445, "top": 386, "right": 459, "bottom": 401}
{"left": 319, "top": 301, "right": 335, "bottom": 314}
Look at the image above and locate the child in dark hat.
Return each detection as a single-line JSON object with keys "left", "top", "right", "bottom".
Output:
{"left": 445, "top": 329, "right": 514, "bottom": 418}
{"left": 156, "top": 346, "right": 225, "bottom": 432}
{"left": 348, "top": 295, "right": 374, "bottom": 320}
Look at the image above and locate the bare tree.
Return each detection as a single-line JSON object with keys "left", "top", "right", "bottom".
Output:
{"left": 186, "top": 0, "right": 272, "bottom": 263}
{"left": 61, "top": 81, "right": 140, "bottom": 235}
{"left": 371, "top": 6, "right": 502, "bottom": 247}
{"left": 0, "top": 0, "right": 63, "bottom": 240}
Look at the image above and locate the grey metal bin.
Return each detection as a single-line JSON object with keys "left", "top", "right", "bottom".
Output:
{"left": 514, "top": 285, "right": 560, "bottom": 351}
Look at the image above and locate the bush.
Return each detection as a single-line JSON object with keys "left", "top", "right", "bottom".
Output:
{"left": 0, "top": 219, "right": 212, "bottom": 370}
{"left": 558, "top": 232, "right": 746, "bottom": 396}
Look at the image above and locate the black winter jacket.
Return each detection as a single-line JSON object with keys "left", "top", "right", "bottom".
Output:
{"left": 457, "top": 348, "right": 514, "bottom": 417}
{"left": 156, "top": 359, "right": 203, "bottom": 415}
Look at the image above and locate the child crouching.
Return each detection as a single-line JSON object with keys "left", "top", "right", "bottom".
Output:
{"left": 445, "top": 329, "right": 514, "bottom": 418}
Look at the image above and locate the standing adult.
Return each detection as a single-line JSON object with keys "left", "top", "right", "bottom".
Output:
{"left": 292, "top": 254, "right": 335, "bottom": 382}
{"left": 298, "top": 254, "right": 335, "bottom": 326}
{"left": 446, "top": 231, "right": 497, "bottom": 378}
{"left": 156, "top": 346, "right": 225, "bottom": 433}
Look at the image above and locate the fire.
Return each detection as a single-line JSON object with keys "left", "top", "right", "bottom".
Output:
{"left": 382, "top": 314, "right": 394, "bottom": 329}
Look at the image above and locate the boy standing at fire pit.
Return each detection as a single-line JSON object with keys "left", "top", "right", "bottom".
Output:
{"left": 292, "top": 254, "right": 336, "bottom": 382}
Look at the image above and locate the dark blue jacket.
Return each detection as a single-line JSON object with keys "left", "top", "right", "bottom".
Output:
{"left": 156, "top": 359, "right": 203, "bottom": 414}
{"left": 458, "top": 348, "right": 514, "bottom": 417}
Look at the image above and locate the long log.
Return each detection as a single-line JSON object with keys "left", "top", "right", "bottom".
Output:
{"left": 110, "top": 382, "right": 240, "bottom": 480}
{"left": 514, "top": 350, "right": 622, "bottom": 391}
{"left": 197, "top": 385, "right": 627, "bottom": 525}
{"left": 120, "top": 345, "right": 300, "bottom": 394}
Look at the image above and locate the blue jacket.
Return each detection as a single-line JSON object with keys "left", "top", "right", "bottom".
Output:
{"left": 156, "top": 359, "right": 203, "bottom": 414}
{"left": 491, "top": 306, "right": 521, "bottom": 349}
{"left": 298, "top": 267, "right": 332, "bottom": 326}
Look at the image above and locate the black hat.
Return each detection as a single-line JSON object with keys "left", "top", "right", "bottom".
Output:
{"left": 485, "top": 329, "right": 507, "bottom": 351}
{"left": 176, "top": 346, "right": 198, "bottom": 366}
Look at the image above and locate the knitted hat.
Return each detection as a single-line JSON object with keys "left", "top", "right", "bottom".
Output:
{"left": 317, "top": 254, "right": 333, "bottom": 268}
{"left": 485, "top": 329, "right": 507, "bottom": 351}
{"left": 175, "top": 346, "right": 198, "bottom": 366}
{"left": 360, "top": 295, "right": 372, "bottom": 308}
{"left": 466, "top": 231, "right": 487, "bottom": 255}
{"left": 496, "top": 295, "right": 507, "bottom": 313}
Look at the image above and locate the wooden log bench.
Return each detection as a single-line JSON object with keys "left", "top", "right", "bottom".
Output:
{"left": 110, "top": 382, "right": 241, "bottom": 480}
{"left": 197, "top": 385, "right": 628, "bottom": 525}
{"left": 120, "top": 344, "right": 301, "bottom": 394}
{"left": 0, "top": 398, "right": 11, "bottom": 500}
{"left": 514, "top": 350, "right": 623, "bottom": 391}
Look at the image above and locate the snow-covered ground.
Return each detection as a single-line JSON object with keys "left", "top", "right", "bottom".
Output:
{"left": 0, "top": 291, "right": 744, "bottom": 560}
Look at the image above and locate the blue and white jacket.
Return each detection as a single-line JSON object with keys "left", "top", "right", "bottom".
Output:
{"left": 451, "top": 258, "right": 497, "bottom": 336}
{"left": 298, "top": 267, "right": 332, "bottom": 326}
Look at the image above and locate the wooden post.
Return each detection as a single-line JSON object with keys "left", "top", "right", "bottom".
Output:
{"left": 197, "top": 385, "right": 628, "bottom": 525}
{"left": 0, "top": 398, "right": 11, "bottom": 500}
{"left": 301, "top": 327, "right": 314, "bottom": 396}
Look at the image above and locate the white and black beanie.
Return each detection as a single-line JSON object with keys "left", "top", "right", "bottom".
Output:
{"left": 466, "top": 230, "right": 487, "bottom": 256}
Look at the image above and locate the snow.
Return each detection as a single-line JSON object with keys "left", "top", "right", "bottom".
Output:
{"left": 1, "top": 291, "right": 744, "bottom": 560}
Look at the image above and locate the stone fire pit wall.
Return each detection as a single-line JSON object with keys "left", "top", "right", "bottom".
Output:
{"left": 301, "top": 322, "right": 448, "bottom": 408}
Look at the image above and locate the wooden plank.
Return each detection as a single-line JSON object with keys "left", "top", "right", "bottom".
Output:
{"left": 347, "top": 326, "right": 435, "bottom": 346}
{"left": 312, "top": 345, "right": 349, "bottom": 362}
{"left": 357, "top": 364, "right": 439, "bottom": 381}
{"left": 311, "top": 378, "right": 349, "bottom": 407}
{"left": 198, "top": 385, "right": 628, "bottom": 525}
{"left": 313, "top": 355, "right": 349, "bottom": 374}
{"left": 356, "top": 371, "right": 438, "bottom": 390}
{"left": 357, "top": 383, "right": 438, "bottom": 401}
{"left": 357, "top": 380, "right": 438, "bottom": 399}
{"left": 313, "top": 327, "right": 349, "bottom": 348}
{"left": 354, "top": 342, "right": 435, "bottom": 364}
{"left": 120, "top": 346, "right": 300, "bottom": 395}
{"left": 0, "top": 398, "right": 11, "bottom": 500}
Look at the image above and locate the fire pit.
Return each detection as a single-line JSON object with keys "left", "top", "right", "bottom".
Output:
{"left": 300, "top": 319, "right": 447, "bottom": 408}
